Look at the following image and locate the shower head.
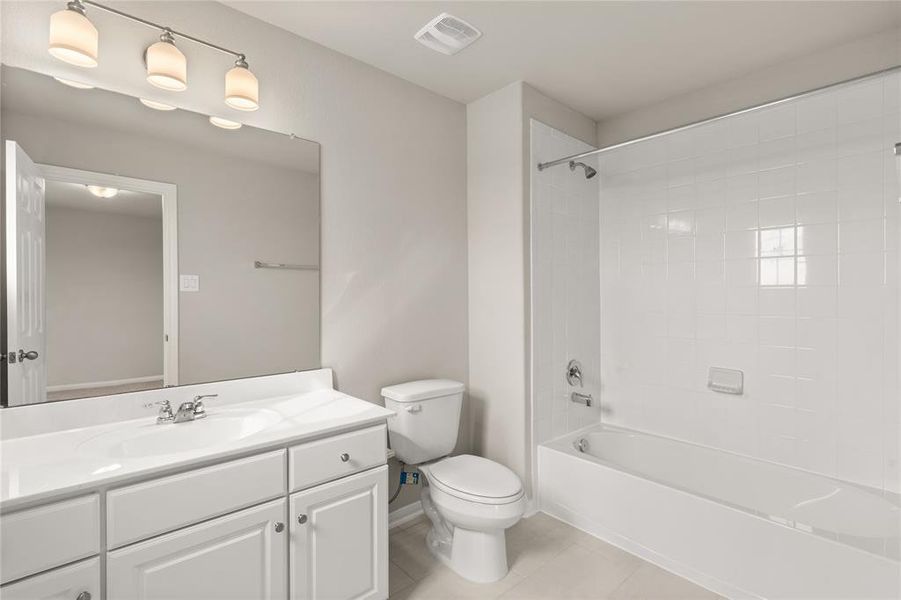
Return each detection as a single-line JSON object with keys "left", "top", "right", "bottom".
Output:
{"left": 569, "top": 160, "right": 597, "bottom": 179}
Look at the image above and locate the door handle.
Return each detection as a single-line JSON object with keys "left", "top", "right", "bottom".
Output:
{"left": 18, "top": 350, "right": 38, "bottom": 361}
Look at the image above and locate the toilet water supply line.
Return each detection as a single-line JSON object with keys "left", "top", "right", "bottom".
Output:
{"left": 389, "top": 462, "right": 407, "bottom": 504}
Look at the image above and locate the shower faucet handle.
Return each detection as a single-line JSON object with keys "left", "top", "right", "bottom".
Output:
{"left": 566, "top": 360, "right": 583, "bottom": 387}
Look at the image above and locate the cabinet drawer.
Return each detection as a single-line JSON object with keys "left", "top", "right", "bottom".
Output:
{"left": 107, "top": 449, "right": 286, "bottom": 549}
{"left": 0, "top": 494, "right": 100, "bottom": 584}
{"left": 289, "top": 424, "right": 387, "bottom": 492}
{"left": 1, "top": 557, "right": 100, "bottom": 600}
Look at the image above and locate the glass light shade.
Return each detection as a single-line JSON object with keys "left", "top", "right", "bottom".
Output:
{"left": 139, "top": 98, "right": 176, "bottom": 111}
{"left": 224, "top": 65, "right": 259, "bottom": 111}
{"left": 48, "top": 8, "right": 98, "bottom": 68}
{"left": 209, "top": 116, "right": 242, "bottom": 130}
{"left": 86, "top": 185, "right": 118, "bottom": 198}
{"left": 54, "top": 77, "right": 94, "bottom": 89}
{"left": 146, "top": 40, "right": 187, "bottom": 91}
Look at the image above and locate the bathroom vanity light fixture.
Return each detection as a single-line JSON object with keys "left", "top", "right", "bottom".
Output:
{"left": 139, "top": 98, "right": 176, "bottom": 111}
{"left": 48, "top": 1, "right": 99, "bottom": 67}
{"left": 48, "top": 0, "right": 260, "bottom": 109}
{"left": 209, "top": 116, "right": 242, "bottom": 130}
{"left": 86, "top": 185, "right": 119, "bottom": 198}
{"left": 53, "top": 76, "right": 95, "bottom": 89}
{"left": 145, "top": 30, "right": 187, "bottom": 91}
{"left": 224, "top": 58, "right": 259, "bottom": 111}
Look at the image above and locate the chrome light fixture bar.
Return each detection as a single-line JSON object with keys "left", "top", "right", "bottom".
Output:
{"left": 49, "top": 0, "right": 259, "bottom": 110}
{"left": 537, "top": 64, "right": 901, "bottom": 173}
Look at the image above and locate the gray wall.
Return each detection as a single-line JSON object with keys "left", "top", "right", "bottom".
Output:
{"left": 3, "top": 1, "right": 468, "bottom": 512}
{"left": 1, "top": 0, "right": 468, "bottom": 405}
{"left": 46, "top": 206, "right": 163, "bottom": 387}
{"left": 597, "top": 27, "right": 901, "bottom": 145}
{"left": 3, "top": 109, "right": 319, "bottom": 386}
{"left": 467, "top": 81, "right": 597, "bottom": 499}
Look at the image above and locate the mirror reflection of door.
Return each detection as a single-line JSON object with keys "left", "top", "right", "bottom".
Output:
{"left": 4, "top": 145, "right": 177, "bottom": 404}
{"left": 4, "top": 140, "right": 47, "bottom": 405}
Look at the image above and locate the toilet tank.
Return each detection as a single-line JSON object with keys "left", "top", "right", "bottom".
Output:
{"left": 382, "top": 379, "right": 464, "bottom": 465}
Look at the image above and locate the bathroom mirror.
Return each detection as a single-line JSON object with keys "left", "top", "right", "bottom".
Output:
{"left": 0, "top": 65, "right": 320, "bottom": 406}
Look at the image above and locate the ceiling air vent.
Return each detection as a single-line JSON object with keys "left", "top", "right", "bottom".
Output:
{"left": 414, "top": 13, "right": 482, "bottom": 56}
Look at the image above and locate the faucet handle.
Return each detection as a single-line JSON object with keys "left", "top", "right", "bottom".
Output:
{"left": 155, "top": 400, "right": 175, "bottom": 424}
{"left": 566, "top": 360, "right": 584, "bottom": 387}
{"left": 192, "top": 394, "right": 217, "bottom": 419}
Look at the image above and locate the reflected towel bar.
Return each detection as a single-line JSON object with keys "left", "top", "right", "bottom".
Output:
{"left": 254, "top": 261, "right": 319, "bottom": 271}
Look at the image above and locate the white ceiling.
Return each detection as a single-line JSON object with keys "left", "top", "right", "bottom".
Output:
{"left": 227, "top": 1, "right": 901, "bottom": 122}
{"left": 46, "top": 180, "right": 163, "bottom": 218}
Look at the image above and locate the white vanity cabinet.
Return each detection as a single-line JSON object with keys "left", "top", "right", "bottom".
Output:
{"left": 290, "top": 466, "right": 388, "bottom": 600}
{"left": 0, "top": 494, "right": 101, "bottom": 600}
{"left": 107, "top": 499, "right": 288, "bottom": 599}
{"left": 0, "top": 558, "right": 100, "bottom": 600}
{"left": 1, "top": 422, "right": 389, "bottom": 600}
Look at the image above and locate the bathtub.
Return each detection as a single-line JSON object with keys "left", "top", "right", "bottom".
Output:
{"left": 538, "top": 425, "right": 900, "bottom": 599}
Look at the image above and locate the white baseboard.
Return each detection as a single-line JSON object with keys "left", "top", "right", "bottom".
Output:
{"left": 389, "top": 502, "right": 424, "bottom": 529}
{"left": 47, "top": 375, "right": 163, "bottom": 393}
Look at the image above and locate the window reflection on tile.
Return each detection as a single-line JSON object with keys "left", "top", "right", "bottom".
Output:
{"left": 760, "top": 226, "right": 796, "bottom": 257}
{"left": 759, "top": 226, "right": 800, "bottom": 286}
{"left": 761, "top": 257, "right": 796, "bottom": 286}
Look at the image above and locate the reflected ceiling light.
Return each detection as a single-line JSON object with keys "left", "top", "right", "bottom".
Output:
{"left": 54, "top": 76, "right": 95, "bottom": 89}
{"left": 224, "top": 57, "right": 259, "bottom": 111}
{"left": 86, "top": 185, "right": 119, "bottom": 198}
{"left": 146, "top": 30, "right": 187, "bottom": 91}
{"left": 48, "top": 0, "right": 99, "bottom": 68}
{"left": 209, "top": 116, "right": 242, "bottom": 130}
{"left": 139, "top": 98, "right": 176, "bottom": 111}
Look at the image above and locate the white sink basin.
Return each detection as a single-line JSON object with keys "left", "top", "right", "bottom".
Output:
{"left": 78, "top": 409, "right": 283, "bottom": 458}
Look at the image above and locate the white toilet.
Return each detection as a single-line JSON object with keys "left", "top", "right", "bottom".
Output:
{"left": 382, "top": 380, "right": 525, "bottom": 583}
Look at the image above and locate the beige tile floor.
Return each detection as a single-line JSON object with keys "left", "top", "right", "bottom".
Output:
{"left": 389, "top": 512, "right": 722, "bottom": 600}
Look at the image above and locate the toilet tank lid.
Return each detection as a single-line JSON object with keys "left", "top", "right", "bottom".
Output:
{"left": 381, "top": 379, "right": 464, "bottom": 402}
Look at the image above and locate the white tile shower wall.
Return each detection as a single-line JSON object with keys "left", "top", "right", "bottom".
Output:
{"left": 599, "top": 72, "right": 900, "bottom": 492}
{"left": 531, "top": 120, "right": 602, "bottom": 445}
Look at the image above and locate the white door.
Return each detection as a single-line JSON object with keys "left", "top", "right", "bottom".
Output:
{"left": 4, "top": 140, "right": 46, "bottom": 405}
{"left": 0, "top": 557, "right": 99, "bottom": 600}
{"left": 107, "top": 499, "right": 287, "bottom": 600}
{"left": 290, "top": 466, "right": 388, "bottom": 600}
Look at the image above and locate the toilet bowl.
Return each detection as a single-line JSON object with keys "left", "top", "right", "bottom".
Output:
{"left": 381, "top": 380, "right": 526, "bottom": 583}
{"left": 418, "top": 455, "right": 525, "bottom": 582}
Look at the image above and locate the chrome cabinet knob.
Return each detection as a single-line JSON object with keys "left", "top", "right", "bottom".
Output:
{"left": 340, "top": 453, "right": 350, "bottom": 462}
{"left": 274, "top": 522, "right": 285, "bottom": 533}
{"left": 297, "top": 514, "right": 308, "bottom": 525}
{"left": 76, "top": 592, "right": 91, "bottom": 600}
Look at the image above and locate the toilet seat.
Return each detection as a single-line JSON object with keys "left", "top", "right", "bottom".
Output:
{"left": 422, "top": 454, "right": 524, "bottom": 505}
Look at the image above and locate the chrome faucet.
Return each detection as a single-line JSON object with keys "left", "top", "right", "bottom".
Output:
{"left": 156, "top": 400, "right": 175, "bottom": 424}
{"left": 156, "top": 394, "right": 216, "bottom": 424}
{"left": 566, "top": 360, "right": 583, "bottom": 387}
{"left": 571, "top": 391, "right": 593, "bottom": 407}
{"left": 192, "top": 394, "right": 216, "bottom": 419}
{"left": 174, "top": 400, "right": 199, "bottom": 423}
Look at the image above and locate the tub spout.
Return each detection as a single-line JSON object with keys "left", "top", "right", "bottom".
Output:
{"left": 571, "top": 391, "right": 593, "bottom": 407}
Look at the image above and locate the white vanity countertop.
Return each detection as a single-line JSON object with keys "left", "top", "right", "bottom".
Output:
{"left": 0, "top": 389, "right": 394, "bottom": 511}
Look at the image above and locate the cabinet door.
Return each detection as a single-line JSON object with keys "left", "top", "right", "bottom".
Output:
{"left": 1, "top": 557, "right": 99, "bottom": 600}
{"left": 108, "top": 498, "right": 287, "bottom": 600}
{"left": 290, "top": 465, "right": 388, "bottom": 600}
